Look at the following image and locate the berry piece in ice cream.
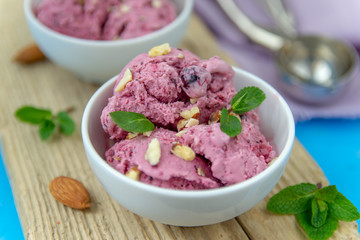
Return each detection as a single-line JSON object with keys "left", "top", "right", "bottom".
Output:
{"left": 180, "top": 66, "right": 211, "bottom": 98}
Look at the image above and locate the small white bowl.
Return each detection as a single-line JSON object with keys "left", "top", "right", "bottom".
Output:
{"left": 24, "top": 0, "right": 194, "bottom": 83}
{"left": 81, "top": 67, "right": 295, "bottom": 226}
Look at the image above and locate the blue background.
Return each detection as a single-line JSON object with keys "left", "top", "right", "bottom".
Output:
{"left": 1, "top": 119, "right": 359, "bottom": 239}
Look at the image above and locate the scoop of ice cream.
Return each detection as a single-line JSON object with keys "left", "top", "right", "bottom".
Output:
{"left": 105, "top": 128, "right": 220, "bottom": 190}
{"left": 103, "top": 0, "right": 177, "bottom": 40}
{"left": 101, "top": 47, "right": 235, "bottom": 139}
{"left": 101, "top": 44, "right": 276, "bottom": 190}
{"left": 36, "top": 0, "right": 176, "bottom": 40}
{"left": 181, "top": 111, "right": 276, "bottom": 185}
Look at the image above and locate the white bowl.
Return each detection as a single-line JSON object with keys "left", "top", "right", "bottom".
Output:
{"left": 81, "top": 67, "right": 295, "bottom": 226}
{"left": 24, "top": 0, "right": 194, "bottom": 83}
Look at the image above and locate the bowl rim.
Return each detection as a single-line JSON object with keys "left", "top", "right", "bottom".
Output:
{"left": 81, "top": 67, "right": 295, "bottom": 198}
{"left": 24, "top": 0, "right": 194, "bottom": 47}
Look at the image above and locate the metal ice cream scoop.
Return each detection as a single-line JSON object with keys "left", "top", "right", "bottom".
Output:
{"left": 217, "top": 0, "right": 359, "bottom": 104}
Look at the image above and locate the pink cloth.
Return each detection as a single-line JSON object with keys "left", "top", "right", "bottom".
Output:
{"left": 195, "top": 0, "right": 360, "bottom": 122}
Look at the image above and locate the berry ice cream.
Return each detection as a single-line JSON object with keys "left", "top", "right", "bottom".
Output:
{"left": 36, "top": 0, "right": 176, "bottom": 40}
{"left": 101, "top": 44, "right": 276, "bottom": 190}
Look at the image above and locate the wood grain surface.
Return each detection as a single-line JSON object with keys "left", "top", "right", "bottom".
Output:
{"left": 1, "top": 1, "right": 359, "bottom": 239}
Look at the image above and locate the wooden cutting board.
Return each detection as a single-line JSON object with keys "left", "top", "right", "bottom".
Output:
{"left": 1, "top": 1, "right": 358, "bottom": 239}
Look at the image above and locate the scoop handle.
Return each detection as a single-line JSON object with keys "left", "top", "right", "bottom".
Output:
{"left": 217, "top": 0, "right": 284, "bottom": 52}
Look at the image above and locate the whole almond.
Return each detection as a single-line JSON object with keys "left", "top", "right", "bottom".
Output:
{"left": 49, "top": 176, "right": 91, "bottom": 210}
{"left": 14, "top": 43, "right": 46, "bottom": 64}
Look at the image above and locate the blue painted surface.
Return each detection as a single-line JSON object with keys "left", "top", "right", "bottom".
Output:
{"left": 0, "top": 119, "right": 359, "bottom": 238}
{"left": 295, "top": 118, "right": 360, "bottom": 229}
{"left": 0, "top": 145, "right": 24, "bottom": 240}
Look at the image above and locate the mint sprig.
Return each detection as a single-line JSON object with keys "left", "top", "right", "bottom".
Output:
{"left": 110, "top": 111, "right": 155, "bottom": 133}
{"left": 267, "top": 183, "right": 360, "bottom": 240}
{"left": 220, "top": 86, "right": 265, "bottom": 137}
{"left": 15, "top": 106, "right": 75, "bottom": 140}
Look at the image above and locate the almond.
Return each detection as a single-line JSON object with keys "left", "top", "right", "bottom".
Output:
{"left": 49, "top": 176, "right": 91, "bottom": 210}
{"left": 208, "top": 110, "right": 221, "bottom": 124}
{"left": 126, "top": 132, "right": 139, "bottom": 139}
{"left": 197, "top": 167, "right": 206, "bottom": 177}
{"left": 180, "top": 106, "right": 199, "bottom": 120}
{"left": 14, "top": 43, "right": 46, "bottom": 64}
{"left": 171, "top": 142, "right": 195, "bottom": 161}
{"left": 143, "top": 130, "right": 153, "bottom": 137}
{"left": 148, "top": 43, "right": 171, "bottom": 57}
{"left": 177, "top": 118, "right": 199, "bottom": 131}
{"left": 115, "top": 68, "right": 133, "bottom": 92}
{"left": 126, "top": 166, "right": 141, "bottom": 180}
{"left": 185, "top": 118, "right": 199, "bottom": 128}
{"left": 175, "top": 130, "right": 187, "bottom": 137}
{"left": 145, "top": 138, "right": 161, "bottom": 165}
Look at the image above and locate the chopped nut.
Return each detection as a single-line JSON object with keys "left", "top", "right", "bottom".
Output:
{"left": 115, "top": 68, "right": 133, "bottom": 92}
{"left": 180, "top": 106, "right": 200, "bottom": 120}
{"left": 151, "top": 0, "right": 162, "bottom": 8}
{"left": 177, "top": 118, "right": 189, "bottom": 131}
{"left": 171, "top": 142, "right": 195, "bottom": 161}
{"left": 145, "top": 138, "right": 161, "bottom": 166}
{"left": 177, "top": 53, "right": 184, "bottom": 59}
{"left": 126, "top": 166, "right": 140, "bottom": 180}
{"left": 126, "top": 132, "right": 139, "bottom": 139}
{"left": 113, "top": 156, "right": 121, "bottom": 162}
{"left": 197, "top": 167, "right": 206, "bottom": 177}
{"left": 175, "top": 130, "right": 187, "bottom": 137}
{"left": 190, "top": 98, "right": 198, "bottom": 104}
{"left": 143, "top": 131, "right": 153, "bottom": 137}
{"left": 148, "top": 43, "right": 171, "bottom": 57}
{"left": 208, "top": 110, "right": 221, "bottom": 124}
{"left": 177, "top": 118, "right": 199, "bottom": 131}
{"left": 185, "top": 118, "right": 199, "bottom": 128}
{"left": 120, "top": 4, "right": 131, "bottom": 13}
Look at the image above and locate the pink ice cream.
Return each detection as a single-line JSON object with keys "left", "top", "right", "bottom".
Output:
{"left": 101, "top": 46, "right": 276, "bottom": 190}
{"left": 106, "top": 128, "right": 219, "bottom": 190}
{"left": 36, "top": 0, "right": 176, "bottom": 40}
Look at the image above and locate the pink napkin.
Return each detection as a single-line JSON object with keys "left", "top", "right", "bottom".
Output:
{"left": 194, "top": 0, "right": 360, "bottom": 122}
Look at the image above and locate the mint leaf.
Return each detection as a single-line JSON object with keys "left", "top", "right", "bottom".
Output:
{"left": 231, "top": 86, "right": 265, "bottom": 114}
{"left": 57, "top": 111, "right": 75, "bottom": 135}
{"left": 39, "top": 120, "right": 55, "bottom": 140}
{"left": 315, "top": 185, "right": 338, "bottom": 203}
{"left": 219, "top": 108, "right": 242, "bottom": 137}
{"left": 297, "top": 210, "right": 338, "bottom": 240}
{"left": 218, "top": 86, "right": 265, "bottom": 136}
{"left": 328, "top": 192, "right": 360, "bottom": 221}
{"left": 15, "top": 105, "right": 76, "bottom": 140}
{"left": 15, "top": 106, "right": 52, "bottom": 124}
{"left": 267, "top": 183, "right": 318, "bottom": 214}
{"left": 311, "top": 199, "right": 328, "bottom": 227}
{"left": 110, "top": 111, "right": 155, "bottom": 133}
